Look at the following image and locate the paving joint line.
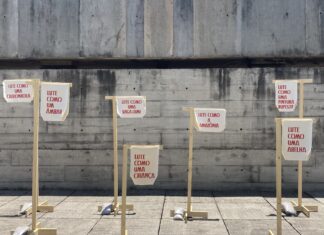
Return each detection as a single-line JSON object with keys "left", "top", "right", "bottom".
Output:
{"left": 263, "top": 196, "right": 302, "bottom": 235}
{"left": 37, "top": 190, "right": 76, "bottom": 221}
{"left": 87, "top": 213, "right": 103, "bottom": 234}
{"left": 212, "top": 191, "right": 230, "bottom": 235}
{"left": 157, "top": 190, "right": 166, "bottom": 235}
{"left": 304, "top": 191, "right": 324, "bottom": 205}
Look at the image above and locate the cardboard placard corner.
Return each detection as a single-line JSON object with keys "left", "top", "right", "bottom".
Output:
{"left": 193, "top": 108, "right": 226, "bottom": 132}
{"left": 275, "top": 80, "right": 298, "bottom": 112}
{"left": 2, "top": 79, "right": 34, "bottom": 103}
{"left": 282, "top": 118, "right": 313, "bottom": 161}
{"left": 116, "top": 96, "right": 146, "bottom": 118}
{"left": 130, "top": 145, "right": 159, "bottom": 185}
{"left": 40, "top": 82, "right": 71, "bottom": 122}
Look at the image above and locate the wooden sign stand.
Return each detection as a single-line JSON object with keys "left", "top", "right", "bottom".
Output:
{"left": 121, "top": 144, "right": 163, "bottom": 235}
{"left": 170, "top": 107, "right": 208, "bottom": 222}
{"left": 97, "top": 96, "right": 134, "bottom": 216}
{"left": 269, "top": 79, "right": 317, "bottom": 235}
{"left": 269, "top": 118, "right": 283, "bottom": 235}
{"left": 12, "top": 79, "right": 72, "bottom": 235}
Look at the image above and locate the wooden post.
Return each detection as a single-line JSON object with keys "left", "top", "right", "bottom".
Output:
{"left": 100, "top": 96, "right": 134, "bottom": 216}
{"left": 291, "top": 79, "right": 317, "bottom": 215}
{"left": 29, "top": 79, "right": 57, "bottom": 235}
{"left": 275, "top": 118, "right": 282, "bottom": 235}
{"left": 110, "top": 96, "right": 119, "bottom": 211}
{"left": 121, "top": 144, "right": 128, "bottom": 235}
{"left": 113, "top": 98, "right": 120, "bottom": 214}
{"left": 297, "top": 81, "right": 304, "bottom": 207}
{"left": 186, "top": 108, "right": 194, "bottom": 217}
{"left": 31, "top": 79, "right": 40, "bottom": 231}
{"left": 169, "top": 107, "right": 208, "bottom": 222}
{"left": 269, "top": 118, "right": 283, "bottom": 235}
{"left": 103, "top": 96, "right": 119, "bottom": 213}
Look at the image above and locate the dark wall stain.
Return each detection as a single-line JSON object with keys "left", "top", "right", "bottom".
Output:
{"left": 210, "top": 68, "right": 231, "bottom": 100}
{"left": 256, "top": 68, "right": 265, "bottom": 99}
{"left": 319, "top": 1, "right": 324, "bottom": 53}
{"left": 241, "top": 0, "right": 253, "bottom": 25}
{"left": 274, "top": 67, "right": 300, "bottom": 80}
{"left": 209, "top": 68, "right": 218, "bottom": 99}
{"left": 231, "top": 0, "right": 238, "bottom": 16}
{"left": 97, "top": 70, "right": 116, "bottom": 96}
{"left": 53, "top": 70, "right": 81, "bottom": 98}
{"left": 314, "top": 68, "right": 324, "bottom": 84}
{"left": 218, "top": 69, "right": 231, "bottom": 100}
{"left": 173, "top": 0, "right": 193, "bottom": 56}
{"left": 79, "top": 71, "right": 88, "bottom": 114}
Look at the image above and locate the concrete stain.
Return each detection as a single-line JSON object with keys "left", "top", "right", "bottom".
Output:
{"left": 97, "top": 70, "right": 116, "bottom": 97}
{"left": 210, "top": 68, "right": 231, "bottom": 100}
{"left": 320, "top": 1, "right": 324, "bottom": 53}
{"left": 256, "top": 68, "right": 265, "bottom": 99}
{"left": 314, "top": 68, "right": 324, "bottom": 84}
{"left": 241, "top": 0, "right": 253, "bottom": 25}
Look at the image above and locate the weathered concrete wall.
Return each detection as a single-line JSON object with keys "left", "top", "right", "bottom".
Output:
{"left": 1, "top": 0, "right": 324, "bottom": 59}
{"left": 0, "top": 68, "right": 324, "bottom": 190}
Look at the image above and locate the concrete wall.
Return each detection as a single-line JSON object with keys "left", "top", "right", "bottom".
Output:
{"left": 1, "top": 0, "right": 324, "bottom": 59}
{"left": 0, "top": 68, "right": 324, "bottom": 190}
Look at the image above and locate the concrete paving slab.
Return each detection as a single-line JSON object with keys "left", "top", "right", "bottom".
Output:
{"left": 0, "top": 200, "right": 44, "bottom": 218}
{"left": 12, "top": 190, "right": 73, "bottom": 204}
{"left": 265, "top": 196, "right": 320, "bottom": 205}
{"left": 159, "top": 218, "right": 228, "bottom": 235}
{"left": 124, "top": 195, "right": 165, "bottom": 203}
{"left": 265, "top": 196, "right": 324, "bottom": 220}
{"left": 90, "top": 218, "right": 160, "bottom": 235}
{"left": 287, "top": 219, "right": 324, "bottom": 235}
{"left": 38, "top": 218, "right": 98, "bottom": 235}
{"left": 224, "top": 219, "right": 299, "bottom": 235}
{"left": 0, "top": 218, "right": 31, "bottom": 235}
{"left": 307, "top": 191, "right": 324, "bottom": 204}
{"left": 126, "top": 189, "right": 165, "bottom": 203}
{"left": 163, "top": 202, "right": 220, "bottom": 219}
{"left": 214, "top": 196, "right": 267, "bottom": 203}
{"left": 65, "top": 195, "right": 112, "bottom": 203}
{"left": 217, "top": 202, "right": 276, "bottom": 220}
{"left": 284, "top": 204, "right": 324, "bottom": 221}
{"left": 42, "top": 201, "right": 101, "bottom": 219}
{"left": 13, "top": 195, "right": 68, "bottom": 205}
{"left": 0, "top": 190, "right": 26, "bottom": 202}
{"left": 1, "top": 190, "right": 324, "bottom": 234}
{"left": 166, "top": 190, "right": 214, "bottom": 203}
{"left": 101, "top": 202, "right": 163, "bottom": 219}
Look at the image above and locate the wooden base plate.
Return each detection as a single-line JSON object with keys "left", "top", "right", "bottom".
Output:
{"left": 170, "top": 209, "right": 208, "bottom": 223}
{"left": 23, "top": 201, "right": 54, "bottom": 217}
{"left": 291, "top": 201, "right": 318, "bottom": 217}
{"left": 98, "top": 203, "right": 135, "bottom": 216}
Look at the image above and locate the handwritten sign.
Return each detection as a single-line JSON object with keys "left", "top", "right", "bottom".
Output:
{"left": 2, "top": 79, "right": 34, "bottom": 103}
{"left": 116, "top": 96, "right": 146, "bottom": 118}
{"left": 130, "top": 145, "right": 159, "bottom": 185}
{"left": 282, "top": 119, "right": 313, "bottom": 161}
{"left": 194, "top": 108, "right": 226, "bottom": 132}
{"left": 40, "top": 82, "right": 70, "bottom": 122}
{"left": 275, "top": 80, "right": 297, "bottom": 112}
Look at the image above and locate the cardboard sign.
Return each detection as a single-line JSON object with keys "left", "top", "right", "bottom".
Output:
{"left": 40, "top": 82, "right": 70, "bottom": 122}
{"left": 116, "top": 96, "right": 146, "bottom": 118}
{"left": 130, "top": 145, "right": 159, "bottom": 185}
{"left": 193, "top": 108, "right": 226, "bottom": 132}
{"left": 282, "top": 119, "right": 313, "bottom": 161}
{"left": 275, "top": 80, "right": 298, "bottom": 112}
{"left": 2, "top": 79, "right": 34, "bottom": 103}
